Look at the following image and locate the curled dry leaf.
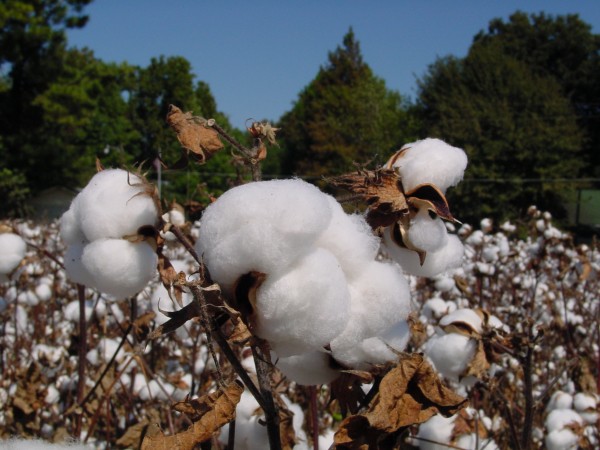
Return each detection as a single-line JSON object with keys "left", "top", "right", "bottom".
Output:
{"left": 166, "top": 104, "right": 223, "bottom": 164}
{"left": 329, "top": 168, "right": 409, "bottom": 229}
{"left": 141, "top": 380, "right": 244, "bottom": 450}
{"left": 157, "top": 250, "right": 185, "bottom": 306}
{"left": 247, "top": 120, "right": 280, "bottom": 146}
{"left": 333, "top": 353, "right": 466, "bottom": 449}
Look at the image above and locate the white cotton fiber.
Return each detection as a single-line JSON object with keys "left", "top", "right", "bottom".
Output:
{"left": 332, "top": 320, "right": 410, "bottom": 369}
{"left": 315, "top": 196, "right": 380, "bottom": 280}
{"left": 405, "top": 207, "right": 448, "bottom": 253}
{"left": 545, "top": 409, "right": 583, "bottom": 432}
{"left": 0, "top": 233, "right": 26, "bottom": 274}
{"left": 384, "top": 229, "right": 464, "bottom": 278}
{"left": 0, "top": 439, "right": 90, "bottom": 450}
{"left": 440, "top": 308, "right": 483, "bottom": 334}
{"left": 81, "top": 239, "right": 158, "bottom": 299}
{"left": 59, "top": 206, "right": 85, "bottom": 246}
{"left": 425, "top": 332, "right": 477, "bottom": 380}
{"left": 275, "top": 351, "right": 340, "bottom": 385}
{"left": 331, "top": 261, "right": 411, "bottom": 366}
{"left": 254, "top": 248, "right": 350, "bottom": 356}
{"left": 387, "top": 138, "right": 467, "bottom": 193}
{"left": 416, "top": 413, "right": 456, "bottom": 450}
{"left": 545, "top": 429, "right": 580, "bottom": 450}
{"left": 63, "top": 242, "right": 95, "bottom": 287}
{"left": 72, "top": 169, "right": 159, "bottom": 241}
{"left": 196, "top": 179, "right": 333, "bottom": 293}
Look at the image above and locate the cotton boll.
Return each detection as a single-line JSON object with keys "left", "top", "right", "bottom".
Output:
{"left": 59, "top": 206, "right": 85, "bottom": 246}
{"left": 254, "top": 248, "right": 350, "bottom": 356}
{"left": 406, "top": 207, "right": 448, "bottom": 253}
{"left": 433, "top": 276, "right": 455, "bottom": 292}
{"left": 275, "top": 351, "right": 340, "bottom": 385}
{"left": 545, "top": 409, "right": 583, "bottom": 432}
{"left": 35, "top": 281, "right": 53, "bottom": 302}
{"left": 333, "top": 320, "right": 410, "bottom": 369}
{"left": 63, "top": 242, "right": 96, "bottom": 287}
{"left": 547, "top": 391, "right": 574, "bottom": 412}
{"left": 0, "top": 439, "right": 90, "bottom": 450}
{"left": 573, "top": 393, "right": 598, "bottom": 424}
{"left": 0, "top": 233, "right": 26, "bottom": 274}
{"left": 545, "top": 429, "right": 580, "bottom": 450}
{"left": 315, "top": 196, "right": 380, "bottom": 280}
{"left": 384, "top": 229, "right": 464, "bottom": 278}
{"left": 196, "top": 179, "right": 333, "bottom": 293}
{"left": 440, "top": 308, "right": 483, "bottom": 334}
{"left": 387, "top": 138, "right": 467, "bottom": 193}
{"left": 81, "top": 239, "right": 157, "bottom": 299}
{"left": 416, "top": 413, "right": 456, "bottom": 450}
{"left": 425, "top": 332, "right": 477, "bottom": 380}
{"left": 73, "top": 169, "right": 159, "bottom": 242}
{"left": 331, "top": 261, "right": 411, "bottom": 366}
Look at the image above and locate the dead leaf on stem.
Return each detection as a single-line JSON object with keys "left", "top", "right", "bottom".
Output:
{"left": 141, "top": 380, "right": 244, "bottom": 450}
{"left": 166, "top": 104, "right": 223, "bottom": 164}
{"left": 333, "top": 353, "right": 466, "bottom": 449}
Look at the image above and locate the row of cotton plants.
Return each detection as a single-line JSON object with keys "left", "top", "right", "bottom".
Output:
{"left": 1, "top": 155, "right": 598, "bottom": 447}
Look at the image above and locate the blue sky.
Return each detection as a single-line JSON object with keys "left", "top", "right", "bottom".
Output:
{"left": 67, "top": 1, "right": 600, "bottom": 127}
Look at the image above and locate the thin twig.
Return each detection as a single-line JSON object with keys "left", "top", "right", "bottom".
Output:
{"left": 252, "top": 340, "right": 281, "bottom": 450}
{"left": 75, "top": 283, "right": 87, "bottom": 437}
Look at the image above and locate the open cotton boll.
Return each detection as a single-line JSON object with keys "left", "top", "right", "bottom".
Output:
{"left": 333, "top": 320, "right": 410, "bottom": 369}
{"left": 63, "top": 242, "right": 95, "bottom": 287}
{"left": 573, "top": 393, "right": 598, "bottom": 424}
{"left": 254, "top": 248, "right": 350, "bottom": 356}
{"left": 0, "top": 233, "right": 27, "bottom": 274}
{"left": 388, "top": 138, "right": 467, "bottom": 193}
{"left": 545, "top": 429, "right": 580, "bottom": 450}
{"left": 546, "top": 408, "right": 583, "bottom": 432}
{"left": 416, "top": 413, "right": 456, "bottom": 450}
{"left": 547, "top": 391, "right": 574, "bottom": 412}
{"left": 0, "top": 439, "right": 90, "bottom": 450}
{"left": 73, "top": 169, "right": 159, "bottom": 242}
{"left": 331, "top": 261, "right": 411, "bottom": 365}
{"left": 440, "top": 308, "right": 483, "bottom": 334}
{"left": 59, "top": 205, "right": 85, "bottom": 246}
{"left": 315, "top": 196, "right": 380, "bottom": 280}
{"left": 81, "top": 239, "right": 157, "bottom": 299}
{"left": 275, "top": 350, "right": 340, "bottom": 385}
{"left": 425, "top": 332, "right": 477, "bottom": 380}
{"left": 196, "top": 179, "right": 333, "bottom": 293}
{"left": 406, "top": 207, "right": 448, "bottom": 253}
{"left": 383, "top": 229, "right": 464, "bottom": 278}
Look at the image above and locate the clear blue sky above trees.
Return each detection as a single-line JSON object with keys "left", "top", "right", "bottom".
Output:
{"left": 66, "top": 0, "right": 600, "bottom": 127}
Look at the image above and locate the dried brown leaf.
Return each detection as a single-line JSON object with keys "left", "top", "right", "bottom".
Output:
{"left": 166, "top": 104, "right": 223, "bottom": 164}
{"left": 461, "top": 339, "right": 490, "bottom": 380}
{"left": 116, "top": 420, "right": 149, "bottom": 449}
{"left": 333, "top": 354, "right": 466, "bottom": 449}
{"left": 141, "top": 380, "right": 244, "bottom": 450}
{"left": 329, "top": 169, "right": 409, "bottom": 229}
{"left": 157, "top": 251, "right": 184, "bottom": 306}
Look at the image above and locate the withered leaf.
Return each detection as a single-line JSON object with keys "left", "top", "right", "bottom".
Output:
{"left": 461, "top": 339, "right": 490, "bottom": 380}
{"left": 330, "top": 372, "right": 368, "bottom": 417}
{"left": 333, "top": 354, "right": 466, "bottom": 449}
{"left": 157, "top": 251, "right": 184, "bottom": 306}
{"left": 141, "top": 380, "right": 244, "bottom": 450}
{"left": 329, "top": 169, "right": 409, "bottom": 229}
{"left": 116, "top": 420, "right": 150, "bottom": 449}
{"left": 166, "top": 104, "right": 223, "bottom": 164}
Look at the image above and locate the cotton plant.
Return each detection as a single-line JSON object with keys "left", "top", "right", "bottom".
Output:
{"left": 59, "top": 168, "right": 160, "bottom": 299}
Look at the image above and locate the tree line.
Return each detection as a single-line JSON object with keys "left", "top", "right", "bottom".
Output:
{"left": 1, "top": 0, "right": 598, "bottom": 225}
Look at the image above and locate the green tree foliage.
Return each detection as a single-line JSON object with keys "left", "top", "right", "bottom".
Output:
{"left": 0, "top": 0, "right": 92, "bottom": 191}
{"left": 417, "top": 40, "right": 583, "bottom": 223}
{"left": 279, "top": 29, "right": 418, "bottom": 180}
{"left": 472, "top": 11, "right": 600, "bottom": 177}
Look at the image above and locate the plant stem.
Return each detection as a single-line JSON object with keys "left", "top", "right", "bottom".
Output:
{"left": 252, "top": 340, "right": 281, "bottom": 450}
{"left": 75, "top": 283, "right": 87, "bottom": 438}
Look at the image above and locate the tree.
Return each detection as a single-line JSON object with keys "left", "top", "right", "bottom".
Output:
{"left": 279, "top": 29, "right": 417, "bottom": 180}
{"left": 416, "top": 40, "right": 583, "bottom": 223}
{"left": 472, "top": 11, "right": 600, "bottom": 177}
{"left": 0, "top": 0, "right": 92, "bottom": 191}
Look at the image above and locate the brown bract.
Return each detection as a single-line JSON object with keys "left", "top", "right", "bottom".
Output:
{"left": 141, "top": 380, "right": 244, "bottom": 450}
{"left": 333, "top": 354, "right": 466, "bottom": 449}
{"left": 166, "top": 104, "right": 223, "bottom": 164}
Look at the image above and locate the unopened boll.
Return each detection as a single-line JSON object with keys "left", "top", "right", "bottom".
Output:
{"left": 386, "top": 138, "right": 467, "bottom": 193}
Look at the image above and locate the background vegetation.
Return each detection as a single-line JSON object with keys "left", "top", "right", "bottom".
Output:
{"left": 1, "top": 1, "right": 599, "bottom": 226}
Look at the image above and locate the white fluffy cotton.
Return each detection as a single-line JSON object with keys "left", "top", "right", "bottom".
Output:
{"left": 386, "top": 138, "right": 467, "bottom": 193}
{"left": 416, "top": 414, "right": 456, "bottom": 450}
{"left": 425, "top": 332, "right": 477, "bottom": 380}
{"left": 196, "top": 179, "right": 332, "bottom": 293}
{"left": 406, "top": 207, "right": 448, "bottom": 253}
{"left": 0, "top": 440, "right": 89, "bottom": 450}
{"left": 275, "top": 351, "right": 340, "bottom": 385}
{"left": 383, "top": 229, "right": 464, "bottom": 278}
{"left": 60, "top": 168, "right": 159, "bottom": 298}
{"left": 254, "top": 248, "right": 350, "bottom": 356}
{"left": 0, "top": 233, "right": 27, "bottom": 275}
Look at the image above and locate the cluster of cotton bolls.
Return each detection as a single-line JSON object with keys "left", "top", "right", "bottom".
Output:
{"left": 544, "top": 390, "right": 598, "bottom": 450}
{"left": 381, "top": 138, "right": 468, "bottom": 278}
{"left": 0, "top": 228, "right": 27, "bottom": 283}
{"left": 60, "top": 169, "right": 160, "bottom": 299}
{"left": 196, "top": 178, "right": 412, "bottom": 385}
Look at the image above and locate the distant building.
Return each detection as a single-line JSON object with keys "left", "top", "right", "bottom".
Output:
{"left": 30, "top": 187, "right": 78, "bottom": 220}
